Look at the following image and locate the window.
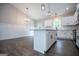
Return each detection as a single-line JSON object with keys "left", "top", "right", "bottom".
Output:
{"left": 53, "top": 17, "right": 61, "bottom": 29}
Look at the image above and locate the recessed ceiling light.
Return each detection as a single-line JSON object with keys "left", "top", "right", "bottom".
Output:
{"left": 66, "top": 7, "right": 69, "bottom": 10}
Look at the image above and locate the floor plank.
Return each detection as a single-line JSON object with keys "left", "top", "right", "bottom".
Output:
{"left": 45, "top": 40, "right": 79, "bottom": 56}
{"left": 0, "top": 37, "right": 79, "bottom": 56}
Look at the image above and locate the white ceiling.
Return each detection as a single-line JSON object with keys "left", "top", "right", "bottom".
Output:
{"left": 11, "top": 3, "right": 77, "bottom": 20}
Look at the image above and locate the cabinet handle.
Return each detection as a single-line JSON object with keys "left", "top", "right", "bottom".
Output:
{"left": 51, "top": 35, "right": 53, "bottom": 39}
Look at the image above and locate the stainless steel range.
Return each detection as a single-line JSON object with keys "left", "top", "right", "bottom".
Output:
{"left": 76, "top": 31, "right": 79, "bottom": 48}
{"left": 73, "top": 29, "right": 76, "bottom": 44}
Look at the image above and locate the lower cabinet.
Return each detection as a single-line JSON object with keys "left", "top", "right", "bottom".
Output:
{"left": 34, "top": 29, "right": 57, "bottom": 54}
{"left": 57, "top": 30, "right": 73, "bottom": 39}
{"left": 46, "top": 31, "right": 57, "bottom": 51}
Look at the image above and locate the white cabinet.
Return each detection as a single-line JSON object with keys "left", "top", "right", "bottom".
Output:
{"left": 46, "top": 31, "right": 57, "bottom": 51}
{"left": 73, "top": 4, "right": 79, "bottom": 25}
{"left": 34, "top": 29, "right": 57, "bottom": 54}
{"left": 73, "top": 10, "right": 79, "bottom": 25}
{"left": 61, "top": 16, "right": 76, "bottom": 26}
{"left": 61, "top": 4, "right": 79, "bottom": 26}
{"left": 73, "top": 10, "right": 77, "bottom": 24}
{"left": 44, "top": 20, "right": 53, "bottom": 27}
{"left": 57, "top": 30, "right": 73, "bottom": 39}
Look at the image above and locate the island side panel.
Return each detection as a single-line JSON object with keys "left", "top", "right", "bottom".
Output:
{"left": 34, "top": 30, "right": 46, "bottom": 54}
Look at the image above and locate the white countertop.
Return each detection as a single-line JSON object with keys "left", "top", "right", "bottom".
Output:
{"left": 30, "top": 28, "right": 56, "bottom": 31}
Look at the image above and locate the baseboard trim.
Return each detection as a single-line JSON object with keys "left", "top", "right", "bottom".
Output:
{"left": 57, "top": 38, "right": 73, "bottom": 41}
{"left": 45, "top": 41, "right": 57, "bottom": 53}
{"left": 0, "top": 36, "right": 33, "bottom": 41}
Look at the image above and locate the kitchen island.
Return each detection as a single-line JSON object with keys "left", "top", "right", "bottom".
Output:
{"left": 33, "top": 29, "right": 57, "bottom": 54}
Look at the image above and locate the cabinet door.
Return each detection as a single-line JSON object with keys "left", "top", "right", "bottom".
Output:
{"left": 46, "top": 31, "right": 52, "bottom": 51}
{"left": 46, "top": 31, "right": 57, "bottom": 51}
{"left": 73, "top": 10, "right": 78, "bottom": 24}
{"left": 77, "top": 10, "right": 79, "bottom": 23}
{"left": 61, "top": 16, "right": 75, "bottom": 25}
{"left": 52, "top": 31, "right": 57, "bottom": 43}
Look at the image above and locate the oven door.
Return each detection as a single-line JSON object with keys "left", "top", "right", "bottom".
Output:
{"left": 76, "top": 35, "right": 79, "bottom": 48}
{"left": 76, "top": 38, "right": 79, "bottom": 48}
{"left": 76, "top": 31, "right": 79, "bottom": 48}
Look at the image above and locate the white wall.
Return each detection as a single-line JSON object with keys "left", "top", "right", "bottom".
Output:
{"left": 0, "top": 23, "right": 34, "bottom": 40}
{"left": 0, "top": 4, "right": 34, "bottom": 40}
{"left": 0, "top": 23, "right": 29, "bottom": 40}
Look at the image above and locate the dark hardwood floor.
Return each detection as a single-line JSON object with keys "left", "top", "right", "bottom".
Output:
{"left": 45, "top": 40, "right": 79, "bottom": 56}
{"left": 0, "top": 37, "right": 79, "bottom": 56}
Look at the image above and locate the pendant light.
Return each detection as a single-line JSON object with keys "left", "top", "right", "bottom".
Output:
{"left": 24, "top": 7, "right": 30, "bottom": 22}
{"left": 46, "top": 3, "right": 52, "bottom": 16}
{"left": 41, "top": 3, "right": 45, "bottom": 11}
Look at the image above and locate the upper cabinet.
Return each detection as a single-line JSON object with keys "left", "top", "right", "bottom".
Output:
{"left": 73, "top": 4, "right": 79, "bottom": 25}
{"left": 61, "top": 4, "right": 79, "bottom": 26}
{"left": 61, "top": 16, "right": 76, "bottom": 26}
{"left": 44, "top": 20, "right": 53, "bottom": 28}
{"left": 73, "top": 10, "right": 77, "bottom": 24}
